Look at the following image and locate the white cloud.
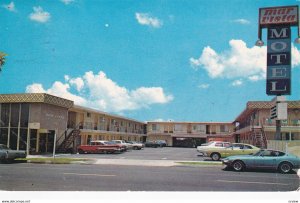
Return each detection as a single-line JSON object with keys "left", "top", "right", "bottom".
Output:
{"left": 3, "top": 2, "right": 16, "bottom": 12}
{"left": 190, "top": 39, "right": 300, "bottom": 81}
{"left": 26, "top": 82, "right": 87, "bottom": 106}
{"left": 150, "top": 118, "right": 174, "bottom": 122}
{"left": 198, "top": 84, "right": 210, "bottom": 89}
{"left": 29, "top": 6, "right": 50, "bottom": 23}
{"left": 231, "top": 79, "right": 243, "bottom": 86}
{"left": 25, "top": 83, "right": 45, "bottom": 93}
{"left": 135, "top": 13, "right": 163, "bottom": 28}
{"left": 232, "top": 19, "right": 250, "bottom": 24}
{"left": 68, "top": 76, "right": 84, "bottom": 91}
{"left": 26, "top": 70, "right": 173, "bottom": 113}
{"left": 248, "top": 75, "right": 260, "bottom": 82}
{"left": 60, "top": 0, "right": 74, "bottom": 5}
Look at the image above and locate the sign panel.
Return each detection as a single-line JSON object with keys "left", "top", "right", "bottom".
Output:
{"left": 259, "top": 6, "right": 298, "bottom": 27}
{"left": 266, "top": 26, "right": 291, "bottom": 95}
{"left": 28, "top": 122, "right": 40, "bottom": 129}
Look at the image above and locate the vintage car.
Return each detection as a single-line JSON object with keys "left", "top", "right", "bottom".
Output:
{"left": 0, "top": 144, "right": 26, "bottom": 162}
{"left": 197, "top": 141, "right": 231, "bottom": 156}
{"left": 77, "top": 140, "right": 125, "bottom": 154}
{"left": 125, "top": 141, "right": 144, "bottom": 150}
{"left": 222, "top": 149, "right": 300, "bottom": 174}
{"left": 111, "top": 140, "right": 133, "bottom": 151}
{"left": 155, "top": 140, "right": 167, "bottom": 147}
{"left": 144, "top": 141, "right": 161, "bottom": 148}
{"left": 202, "top": 143, "right": 260, "bottom": 161}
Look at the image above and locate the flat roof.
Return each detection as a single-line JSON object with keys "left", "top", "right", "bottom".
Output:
{"left": 71, "top": 105, "right": 146, "bottom": 124}
{"left": 0, "top": 93, "right": 74, "bottom": 109}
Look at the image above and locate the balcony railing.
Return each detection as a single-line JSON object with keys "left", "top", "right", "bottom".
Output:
{"left": 79, "top": 122, "right": 145, "bottom": 134}
{"left": 236, "top": 119, "right": 300, "bottom": 131}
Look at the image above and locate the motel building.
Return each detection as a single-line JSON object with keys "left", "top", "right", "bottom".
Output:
{"left": 0, "top": 93, "right": 299, "bottom": 154}
{"left": 234, "top": 101, "right": 300, "bottom": 154}
{"left": 147, "top": 121, "right": 234, "bottom": 147}
{"left": 0, "top": 93, "right": 146, "bottom": 154}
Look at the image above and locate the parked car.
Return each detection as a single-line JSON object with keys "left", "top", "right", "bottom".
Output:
{"left": 0, "top": 144, "right": 26, "bottom": 162}
{"left": 201, "top": 143, "right": 260, "bottom": 161}
{"left": 77, "top": 140, "right": 125, "bottom": 154}
{"left": 126, "top": 141, "right": 144, "bottom": 150}
{"left": 144, "top": 141, "right": 161, "bottom": 148}
{"left": 222, "top": 149, "right": 300, "bottom": 174}
{"left": 111, "top": 140, "right": 133, "bottom": 151}
{"left": 197, "top": 141, "right": 231, "bottom": 156}
{"left": 155, "top": 140, "right": 167, "bottom": 147}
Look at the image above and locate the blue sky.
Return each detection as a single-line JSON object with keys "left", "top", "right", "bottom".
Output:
{"left": 1, "top": 0, "right": 300, "bottom": 122}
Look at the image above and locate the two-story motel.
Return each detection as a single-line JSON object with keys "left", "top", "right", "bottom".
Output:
{"left": 0, "top": 93, "right": 299, "bottom": 154}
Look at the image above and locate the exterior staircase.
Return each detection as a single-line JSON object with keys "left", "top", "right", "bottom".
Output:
{"left": 56, "top": 129, "right": 81, "bottom": 153}
{"left": 252, "top": 124, "right": 267, "bottom": 149}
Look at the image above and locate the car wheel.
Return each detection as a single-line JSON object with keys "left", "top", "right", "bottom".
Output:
{"left": 278, "top": 162, "right": 292, "bottom": 174}
{"left": 211, "top": 153, "right": 221, "bottom": 161}
{"left": 232, "top": 160, "right": 245, "bottom": 172}
{"left": 133, "top": 146, "right": 138, "bottom": 150}
{"left": 78, "top": 149, "right": 84, "bottom": 154}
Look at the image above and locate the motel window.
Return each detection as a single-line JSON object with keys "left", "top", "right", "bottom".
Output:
{"left": 0, "top": 128, "right": 8, "bottom": 145}
{"left": 193, "top": 125, "right": 205, "bottom": 132}
{"left": 87, "top": 135, "right": 92, "bottom": 145}
{"left": 220, "top": 125, "right": 228, "bottom": 133}
{"left": 152, "top": 124, "right": 158, "bottom": 131}
{"left": 20, "top": 103, "right": 29, "bottom": 127}
{"left": 285, "top": 133, "right": 295, "bottom": 140}
{"left": 0, "top": 104, "right": 10, "bottom": 127}
{"left": 174, "top": 124, "right": 183, "bottom": 132}
{"left": 10, "top": 104, "right": 20, "bottom": 128}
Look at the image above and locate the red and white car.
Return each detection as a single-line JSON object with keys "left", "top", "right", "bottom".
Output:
{"left": 77, "top": 140, "right": 125, "bottom": 154}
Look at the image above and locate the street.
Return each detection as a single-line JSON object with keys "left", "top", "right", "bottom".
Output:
{"left": 0, "top": 162, "right": 299, "bottom": 191}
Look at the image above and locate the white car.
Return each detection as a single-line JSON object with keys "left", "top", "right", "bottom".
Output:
{"left": 126, "top": 141, "right": 144, "bottom": 150}
{"left": 111, "top": 140, "right": 133, "bottom": 150}
{"left": 196, "top": 141, "right": 231, "bottom": 156}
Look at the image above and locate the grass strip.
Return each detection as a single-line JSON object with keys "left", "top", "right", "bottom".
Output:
{"left": 15, "top": 157, "right": 92, "bottom": 164}
{"left": 176, "top": 161, "right": 222, "bottom": 166}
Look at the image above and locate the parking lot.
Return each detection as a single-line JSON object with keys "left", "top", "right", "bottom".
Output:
{"left": 60, "top": 147, "right": 209, "bottom": 161}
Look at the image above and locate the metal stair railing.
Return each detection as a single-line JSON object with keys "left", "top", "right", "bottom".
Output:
{"left": 56, "top": 123, "right": 82, "bottom": 153}
{"left": 260, "top": 122, "right": 268, "bottom": 149}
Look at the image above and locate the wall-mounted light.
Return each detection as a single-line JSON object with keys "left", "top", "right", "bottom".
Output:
{"left": 255, "top": 39, "right": 264, "bottom": 46}
{"left": 255, "top": 26, "right": 264, "bottom": 46}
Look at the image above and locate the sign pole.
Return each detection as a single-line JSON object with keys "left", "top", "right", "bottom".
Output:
{"left": 53, "top": 129, "right": 57, "bottom": 159}
{"left": 275, "top": 120, "right": 281, "bottom": 140}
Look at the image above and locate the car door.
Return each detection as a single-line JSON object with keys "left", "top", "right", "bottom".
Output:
{"left": 253, "top": 150, "right": 277, "bottom": 169}
{"left": 228, "top": 144, "right": 243, "bottom": 156}
{"left": 242, "top": 144, "right": 255, "bottom": 155}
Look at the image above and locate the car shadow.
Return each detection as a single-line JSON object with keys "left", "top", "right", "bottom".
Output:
{"left": 222, "top": 166, "right": 297, "bottom": 174}
{"left": 0, "top": 160, "right": 27, "bottom": 164}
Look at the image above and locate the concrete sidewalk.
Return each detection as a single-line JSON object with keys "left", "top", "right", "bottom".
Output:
{"left": 94, "top": 158, "right": 178, "bottom": 167}
{"left": 26, "top": 154, "right": 221, "bottom": 167}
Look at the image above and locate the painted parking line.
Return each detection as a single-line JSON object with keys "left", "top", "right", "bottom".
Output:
{"left": 216, "top": 180, "right": 289, "bottom": 186}
{"left": 63, "top": 172, "right": 116, "bottom": 177}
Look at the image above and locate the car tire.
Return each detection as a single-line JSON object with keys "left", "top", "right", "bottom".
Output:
{"left": 78, "top": 149, "right": 84, "bottom": 154}
{"left": 232, "top": 160, "right": 245, "bottom": 172}
{"left": 133, "top": 146, "right": 138, "bottom": 150}
{"left": 211, "top": 153, "right": 221, "bottom": 161}
{"left": 278, "top": 162, "right": 292, "bottom": 174}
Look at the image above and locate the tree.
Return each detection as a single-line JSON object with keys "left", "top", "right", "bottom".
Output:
{"left": 0, "top": 51, "right": 7, "bottom": 71}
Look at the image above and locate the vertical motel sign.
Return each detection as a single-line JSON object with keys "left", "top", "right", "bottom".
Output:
{"left": 257, "top": 5, "right": 299, "bottom": 95}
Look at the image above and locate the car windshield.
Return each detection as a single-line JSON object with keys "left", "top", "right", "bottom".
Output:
{"left": 253, "top": 150, "right": 264, "bottom": 156}
{"left": 201, "top": 142, "right": 214, "bottom": 146}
